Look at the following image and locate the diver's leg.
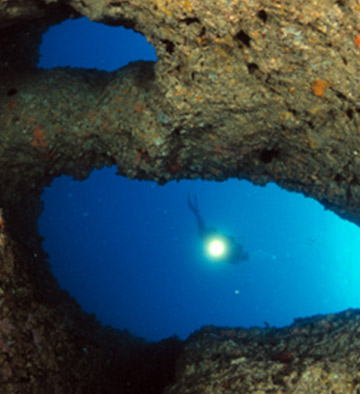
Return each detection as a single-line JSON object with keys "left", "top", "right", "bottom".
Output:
{"left": 187, "top": 194, "right": 206, "bottom": 235}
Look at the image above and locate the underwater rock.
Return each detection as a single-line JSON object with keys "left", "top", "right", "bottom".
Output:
{"left": 1, "top": 0, "right": 360, "bottom": 392}
{"left": 165, "top": 310, "right": 360, "bottom": 393}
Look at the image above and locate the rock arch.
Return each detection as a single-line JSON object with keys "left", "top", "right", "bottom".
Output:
{"left": 1, "top": 0, "right": 360, "bottom": 392}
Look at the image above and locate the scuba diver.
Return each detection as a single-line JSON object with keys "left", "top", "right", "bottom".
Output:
{"left": 187, "top": 194, "right": 249, "bottom": 264}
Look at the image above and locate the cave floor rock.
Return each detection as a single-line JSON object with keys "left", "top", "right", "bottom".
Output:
{"left": 165, "top": 309, "right": 360, "bottom": 393}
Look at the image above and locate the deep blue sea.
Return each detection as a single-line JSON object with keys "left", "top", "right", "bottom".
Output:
{"left": 37, "top": 17, "right": 360, "bottom": 342}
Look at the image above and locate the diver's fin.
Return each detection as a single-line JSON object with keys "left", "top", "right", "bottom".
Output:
{"left": 187, "top": 193, "right": 196, "bottom": 212}
{"left": 194, "top": 195, "right": 199, "bottom": 210}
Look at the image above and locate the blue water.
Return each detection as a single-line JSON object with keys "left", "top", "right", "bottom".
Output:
{"left": 38, "top": 18, "right": 360, "bottom": 342}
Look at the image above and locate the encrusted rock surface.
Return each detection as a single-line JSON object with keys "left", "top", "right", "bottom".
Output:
{"left": 2, "top": 0, "right": 360, "bottom": 226}
{"left": 1, "top": 0, "right": 360, "bottom": 392}
{"left": 165, "top": 310, "right": 360, "bottom": 393}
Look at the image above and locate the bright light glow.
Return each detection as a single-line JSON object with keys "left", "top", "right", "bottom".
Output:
{"left": 209, "top": 240, "right": 225, "bottom": 256}
{"left": 204, "top": 235, "right": 230, "bottom": 261}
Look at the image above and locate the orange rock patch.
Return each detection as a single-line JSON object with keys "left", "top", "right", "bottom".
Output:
{"left": 311, "top": 79, "right": 330, "bottom": 98}
{"left": 31, "top": 126, "right": 48, "bottom": 148}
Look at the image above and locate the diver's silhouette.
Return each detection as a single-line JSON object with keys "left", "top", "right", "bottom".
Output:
{"left": 187, "top": 194, "right": 248, "bottom": 264}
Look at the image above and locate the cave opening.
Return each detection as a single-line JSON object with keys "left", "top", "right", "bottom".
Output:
{"left": 39, "top": 167, "right": 360, "bottom": 342}
{"left": 37, "top": 17, "right": 360, "bottom": 343}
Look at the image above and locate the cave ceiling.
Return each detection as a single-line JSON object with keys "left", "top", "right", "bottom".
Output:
{"left": 1, "top": 0, "right": 360, "bottom": 234}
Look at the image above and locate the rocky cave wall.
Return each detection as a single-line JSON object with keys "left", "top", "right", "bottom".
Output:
{"left": 1, "top": 0, "right": 360, "bottom": 393}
